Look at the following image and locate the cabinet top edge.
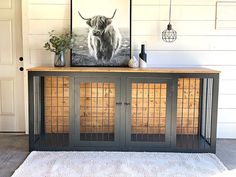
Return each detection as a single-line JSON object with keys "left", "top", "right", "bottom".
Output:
{"left": 27, "top": 66, "right": 220, "bottom": 74}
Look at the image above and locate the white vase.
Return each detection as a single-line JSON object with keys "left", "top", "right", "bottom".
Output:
{"left": 128, "top": 56, "right": 139, "bottom": 68}
{"left": 139, "top": 58, "right": 147, "bottom": 68}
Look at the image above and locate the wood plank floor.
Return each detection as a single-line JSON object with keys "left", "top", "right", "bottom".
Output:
{"left": 216, "top": 139, "right": 236, "bottom": 170}
{"left": 0, "top": 134, "right": 28, "bottom": 177}
{"left": 0, "top": 134, "right": 235, "bottom": 177}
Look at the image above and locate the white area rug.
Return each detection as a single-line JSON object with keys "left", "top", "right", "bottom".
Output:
{"left": 12, "top": 151, "right": 227, "bottom": 177}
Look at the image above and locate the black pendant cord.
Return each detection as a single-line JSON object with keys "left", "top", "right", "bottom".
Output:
{"left": 162, "top": 0, "right": 177, "bottom": 42}
{"left": 169, "top": 0, "right": 172, "bottom": 24}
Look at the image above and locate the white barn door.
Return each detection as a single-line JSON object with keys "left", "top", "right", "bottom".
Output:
{"left": 0, "top": 0, "right": 25, "bottom": 132}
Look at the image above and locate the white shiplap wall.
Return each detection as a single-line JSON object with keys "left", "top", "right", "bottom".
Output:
{"left": 22, "top": 0, "right": 236, "bottom": 138}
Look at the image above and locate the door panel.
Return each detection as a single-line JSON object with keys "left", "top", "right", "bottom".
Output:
{"left": 0, "top": 0, "right": 11, "bottom": 9}
{"left": 0, "top": 20, "right": 12, "bottom": 64}
{"left": 0, "top": 80, "right": 14, "bottom": 114}
{"left": 0, "top": 0, "right": 24, "bottom": 131}
{"left": 126, "top": 78, "right": 172, "bottom": 149}
{"left": 74, "top": 77, "right": 121, "bottom": 149}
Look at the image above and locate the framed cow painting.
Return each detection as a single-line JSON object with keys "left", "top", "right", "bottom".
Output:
{"left": 71, "top": 0, "right": 131, "bottom": 66}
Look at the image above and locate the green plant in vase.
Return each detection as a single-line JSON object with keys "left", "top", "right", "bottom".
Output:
{"left": 44, "top": 30, "right": 77, "bottom": 67}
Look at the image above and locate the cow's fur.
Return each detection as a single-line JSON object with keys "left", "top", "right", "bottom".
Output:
{"left": 79, "top": 14, "right": 121, "bottom": 61}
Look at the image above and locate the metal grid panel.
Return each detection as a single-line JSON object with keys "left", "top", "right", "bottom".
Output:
{"left": 131, "top": 83, "right": 167, "bottom": 142}
{"left": 201, "top": 78, "right": 213, "bottom": 144}
{"left": 80, "top": 82, "right": 116, "bottom": 141}
{"left": 177, "top": 78, "right": 200, "bottom": 135}
{"left": 33, "top": 77, "right": 40, "bottom": 137}
{"left": 44, "top": 76, "right": 69, "bottom": 133}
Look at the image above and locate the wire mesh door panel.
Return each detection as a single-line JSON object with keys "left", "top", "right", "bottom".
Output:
{"left": 126, "top": 78, "right": 172, "bottom": 148}
{"left": 176, "top": 78, "right": 213, "bottom": 151}
{"left": 44, "top": 76, "right": 70, "bottom": 134}
{"left": 176, "top": 78, "right": 201, "bottom": 149}
{"left": 74, "top": 77, "right": 121, "bottom": 148}
{"left": 35, "top": 76, "right": 70, "bottom": 148}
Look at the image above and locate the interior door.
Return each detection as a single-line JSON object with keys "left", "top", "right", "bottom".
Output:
{"left": 125, "top": 78, "right": 172, "bottom": 150}
{"left": 73, "top": 77, "right": 121, "bottom": 150}
{"left": 0, "top": 0, "right": 24, "bottom": 132}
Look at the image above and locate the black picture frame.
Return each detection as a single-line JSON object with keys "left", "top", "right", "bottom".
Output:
{"left": 70, "top": 0, "right": 131, "bottom": 67}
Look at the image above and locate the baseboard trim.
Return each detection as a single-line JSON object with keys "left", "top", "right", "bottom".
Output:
{"left": 0, "top": 131, "right": 26, "bottom": 135}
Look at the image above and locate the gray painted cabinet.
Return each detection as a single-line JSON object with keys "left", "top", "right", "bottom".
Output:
{"left": 28, "top": 67, "right": 219, "bottom": 153}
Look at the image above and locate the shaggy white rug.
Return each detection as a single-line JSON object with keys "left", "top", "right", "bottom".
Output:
{"left": 12, "top": 152, "right": 227, "bottom": 177}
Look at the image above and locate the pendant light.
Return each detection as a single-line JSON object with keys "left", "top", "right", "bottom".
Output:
{"left": 162, "top": 0, "right": 177, "bottom": 42}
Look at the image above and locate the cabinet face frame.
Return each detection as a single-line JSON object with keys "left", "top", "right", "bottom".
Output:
{"left": 28, "top": 71, "right": 219, "bottom": 153}
{"left": 125, "top": 77, "right": 173, "bottom": 149}
{"left": 72, "top": 76, "right": 122, "bottom": 149}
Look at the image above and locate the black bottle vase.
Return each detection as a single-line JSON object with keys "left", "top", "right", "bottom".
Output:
{"left": 139, "top": 44, "right": 147, "bottom": 68}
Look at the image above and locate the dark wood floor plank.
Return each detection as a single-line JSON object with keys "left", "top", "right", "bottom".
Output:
{"left": 0, "top": 134, "right": 28, "bottom": 177}
{"left": 216, "top": 139, "right": 236, "bottom": 170}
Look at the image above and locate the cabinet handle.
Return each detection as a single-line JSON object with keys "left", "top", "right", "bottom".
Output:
{"left": 124, "top": 103, "right": 130, "bottom": 106}
{"left": 116, "top": 102, "right": 122, "bottom": 105}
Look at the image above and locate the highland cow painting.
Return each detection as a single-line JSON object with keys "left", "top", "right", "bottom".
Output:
{"left": 71, "top": 0, "right": 131, "bottom": 66}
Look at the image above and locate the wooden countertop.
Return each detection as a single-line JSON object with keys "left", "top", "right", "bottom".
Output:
{"left": 27, "top": 66, "right": 220, "bottom": 74}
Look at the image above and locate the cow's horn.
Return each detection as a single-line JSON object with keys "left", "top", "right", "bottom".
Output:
{"left": 109, "top": 9, "right": 117, "bottom": 19}
{"left": 78, "top": 11, "right": 90, "bottom": 20}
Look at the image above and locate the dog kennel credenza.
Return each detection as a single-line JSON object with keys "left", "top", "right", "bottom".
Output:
{"left": 28, "top": 67, "right": 220, "bottom": 153}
